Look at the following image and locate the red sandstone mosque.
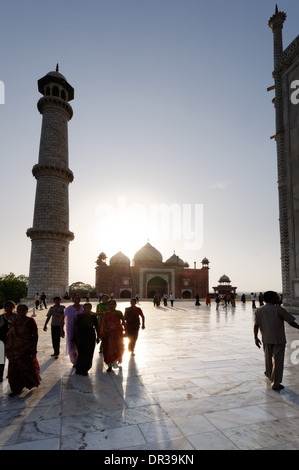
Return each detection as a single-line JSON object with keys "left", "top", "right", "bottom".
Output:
{"left": 95, "top": 242, "right": 210, "bottom": 300}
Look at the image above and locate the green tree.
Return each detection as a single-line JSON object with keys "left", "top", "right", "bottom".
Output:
{"left": 0, "top": 273, "right": 28, "bottom": 306}
{"left": 69, "top": 281, "right": 96, "bottom": 297}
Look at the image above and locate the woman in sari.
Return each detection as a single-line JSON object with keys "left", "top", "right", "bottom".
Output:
{"left": 72, "top": 303, "right": 100, "bottom": 375}
{"left": 100, "top": 299, "right": 124, "bottom": 372}
{"left": 96, "top": 294, "right": 110, "bottom": 354}
{"left": 0, "top": 301, "right": 17, "bottom": 382}
{"left": 5, "top": 304, "right": 41, "bottom": 397}
{"left": 61, "top": 293, "right": 84, "bottom": 366}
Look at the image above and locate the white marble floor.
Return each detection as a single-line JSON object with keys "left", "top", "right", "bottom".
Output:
{"left": 1, "top": 299, "right": 299, "bottom": 450}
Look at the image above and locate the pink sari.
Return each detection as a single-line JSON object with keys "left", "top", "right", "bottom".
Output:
{"left": 64, "top": 304, "right": 84, "bottom": 364}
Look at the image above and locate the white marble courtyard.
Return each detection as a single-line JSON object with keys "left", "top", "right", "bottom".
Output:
{"left": 1, "top": 299, "right": 299, "bottom": 450}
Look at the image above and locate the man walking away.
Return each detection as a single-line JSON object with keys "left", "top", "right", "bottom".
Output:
{"left": 254, "top": 290, "right": 299, "bottom": 390}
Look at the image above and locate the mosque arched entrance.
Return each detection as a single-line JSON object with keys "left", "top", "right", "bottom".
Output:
{"left": 120, "top": 289, "right": 132, "bottom": 299}
{"left": 182, "top": 290, "right": 192, "bottom": 299}
{"left": 147, "top": 276, "right": 168, "bottom": 298}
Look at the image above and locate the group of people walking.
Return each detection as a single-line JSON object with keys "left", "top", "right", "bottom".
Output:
{"left": 0, "top": 294, "right": 145, "bottom": 396}
{"left": 153, "top": 292, "right": 175, "bottom": 307}
{"left": 250, "top": 292, "right": 283, "bottom": 309}
{"left": 34, "top": 292, "right": 47, "bottom": 310}
{"left": 55, "top": 294, "right": 145, "bottom": 375}
{"left": 2, "top": 290, "right": 298, "bottom": 397}
{"left": 214, "top": 293, "right": 236, "bottom": 308}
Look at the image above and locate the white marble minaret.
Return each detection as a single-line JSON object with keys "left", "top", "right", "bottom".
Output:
{"left": 27, "top": 66, "right": 74, "bottom": 299}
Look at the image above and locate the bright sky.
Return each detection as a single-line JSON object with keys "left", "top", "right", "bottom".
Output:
{"left": 1, "top": 0, "right": 298, "bottom": 293}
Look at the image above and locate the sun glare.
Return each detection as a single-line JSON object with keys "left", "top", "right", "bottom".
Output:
{"left": 94, "top": 210, "right": 157, "bottom": 261}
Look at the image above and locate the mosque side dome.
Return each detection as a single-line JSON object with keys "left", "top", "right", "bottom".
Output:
{"left": 109, "top": 251, "right": 130, "bottom": 265}
{"left": 165, "top": 252, "right": 186, "bottom": 266}
{"left": 219, "top": 274, "right": 231, "bottom": 283}
{"left": 134, "top": 242, "right": 163, "bottom": 262}
{"left": 201, "top": 257, "right": 210, "bottom": 265}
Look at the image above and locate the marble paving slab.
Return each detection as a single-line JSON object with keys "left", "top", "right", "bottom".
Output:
{"left": 1, "top": 300, "right": 299, "bottom": 450}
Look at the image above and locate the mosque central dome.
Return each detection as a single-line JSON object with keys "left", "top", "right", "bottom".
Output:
{"left": 133, "top": 242, "right": 163, "bottom": 263}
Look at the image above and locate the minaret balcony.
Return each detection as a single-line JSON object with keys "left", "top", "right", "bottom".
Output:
{"left": 37, "top": 95, "right": 73, "bottom": 120}
{"left": 32, "top": 164, "right": 74, "bottom": 183}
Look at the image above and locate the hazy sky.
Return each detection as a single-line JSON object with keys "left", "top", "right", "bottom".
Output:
{"left": 1, "top": 0, "right": 298, "bottom": 293}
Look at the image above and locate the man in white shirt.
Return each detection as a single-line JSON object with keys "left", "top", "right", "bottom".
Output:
{"left": 254, "top": 290, "right": 299, "bottom": 390}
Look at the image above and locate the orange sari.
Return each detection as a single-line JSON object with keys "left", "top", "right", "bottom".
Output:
{"left": 100, "top": 311, "right": 124, "bottom": 365}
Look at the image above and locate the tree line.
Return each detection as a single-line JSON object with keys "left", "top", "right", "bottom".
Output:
{"left": 0, "top": 273, "right": 28, "bottom": 307}
{"left": 0, "top": 275, "right": 97, "bottom": 308}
